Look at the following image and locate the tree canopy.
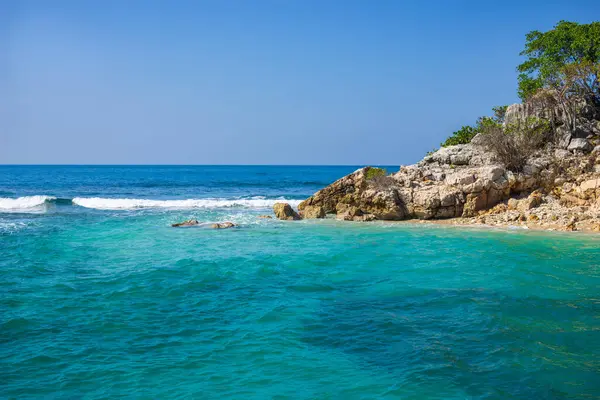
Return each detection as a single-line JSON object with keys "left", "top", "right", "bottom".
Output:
{"left": 517, "top": 20, "right": 600, "bottom": 100}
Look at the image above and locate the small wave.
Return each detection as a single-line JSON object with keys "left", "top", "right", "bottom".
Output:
{"left": 0, "top": 196, "right": 56, "bottom": 211}
{"left": 0, "top": 220, "right": 31, "bottom": 234}
{"left": 72, "top": 197, "right": 302, "bottom": 210}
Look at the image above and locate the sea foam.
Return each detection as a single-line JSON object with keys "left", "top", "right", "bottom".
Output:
{"left": 72, "top": 197, "right": 302, "bottom": 210}
{"left": 0, "top": 196, "right": 56, "bottom": 211}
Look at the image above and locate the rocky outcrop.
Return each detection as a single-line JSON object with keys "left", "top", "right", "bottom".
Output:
{"left": 299, "top": 94, "right": 600, "bottom": 230}
{"left": 504, "top": 91, "right": 600, "bottom": 152}
{"left": 302, "top": 144, "right": 600, "bottom": 226}
{"left": 298, "top": 167, "right": 406, "bottom": 221}
{"left": 172, "top": 219, "right": 199, "bottom": 227}
{"left": 299, "top": 205, "right": 326, "bottom": 219}
{"left": 299, "top": 147, "right": 524, "bottom": 221}
{"left": 211, "top": 222, "right": 237, "bottom": 229}
{"left": 273, "top": 203, "right": 301, "bottom": 220}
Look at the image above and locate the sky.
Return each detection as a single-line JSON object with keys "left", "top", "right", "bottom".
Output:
{"left": 1, "top": 0, "right": 598, "bottom": 165}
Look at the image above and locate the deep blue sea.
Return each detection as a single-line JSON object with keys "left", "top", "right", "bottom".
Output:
{"left": 1, "top": 165, "right": 599, "bottom": 399}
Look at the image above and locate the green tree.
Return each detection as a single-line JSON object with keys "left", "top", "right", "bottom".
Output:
{"left": 517, "top": 20, "right": 600, "bottom": 100}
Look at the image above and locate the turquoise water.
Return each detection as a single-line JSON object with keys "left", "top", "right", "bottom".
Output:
{"left": 1, "top": 166, "right": 599, "bottom": 399}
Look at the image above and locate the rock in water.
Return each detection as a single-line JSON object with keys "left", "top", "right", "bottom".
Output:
{"left": 298, "top": 167, "right": 406, "bottom": 221}
{"left": 257, "top": 215, "right": 273, "bottom": 219}
{"left": 211, "top": 222, "right": 237, "bottom": 229}
{"left": 300, "top": 205, "right": 326, "bottom": 219}
{"left": 273, "top": 203, "right": 301, "bottom": 220}
{"left": 171, "top": 219, "right": 199, "bottom": 227}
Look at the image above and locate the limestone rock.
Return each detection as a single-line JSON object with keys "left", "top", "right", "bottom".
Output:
{"left": 579, "top": 179, "right": 600, "bottom": 200}
{"left": 211, "top": 222, "right": 237, "bottom": 229}
{"left": 336, "top": 204, "right": 375, "bottom": 221}
{"left": 300, "top": 205, "right": 326, "bottom": 219}
{"left": 425, "top": 144, "right": 491, "bottom": 166}
{"left": 297, "top": 93, "right": 599, "bottom": 227}
{"left": 559, "top": 193, "right": 588, "bottom": 207}
{"left": 507, "top": 192, "right": 543, "bottom": 213}
{"left": 299, "top": 167, "right": 406, "bottom": 221}
{"left": 171, "top": 219, "right": 199, "bottom": 227}
{"left": 568, "top": 138, "right": 592, "bottom": 153}
{"left": 273, "top": 203, "right": 301, "bottom": 220}
{"left": 462, "top": 192, "right": 485, "bottom": 217}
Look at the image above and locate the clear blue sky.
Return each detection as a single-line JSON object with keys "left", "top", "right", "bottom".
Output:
{"left": 2, "top": 0, "right": 598, "bottom": 165}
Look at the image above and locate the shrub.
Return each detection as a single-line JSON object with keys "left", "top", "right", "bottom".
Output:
{"left": 478, "top": 117, "right": 552, "bottom": 172}
{"left": 440, "top": 107, "right": 508, "bottom": 148}
{"left": 491, "top": 105, "right": 508, "bottom": 123}
{"left": 365, "top": 167, "right": 387, "bottom": 180}
{"left": 441, "top": 125, "right": 479, "bottom": 147}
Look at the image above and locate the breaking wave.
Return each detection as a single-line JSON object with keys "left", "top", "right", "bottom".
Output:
{"left": 0, "top": 196, "right": 56, "bottom": 211}
{"left": 72, "top": 197, "right": 302, "bottom": 210}
{"left": 0, "top": 195, "right": 302, "bottom": 212}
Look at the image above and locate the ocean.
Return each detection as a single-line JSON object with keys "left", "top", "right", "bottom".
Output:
{"left": 1, "top": 165, "right": 599, "bottom": 399}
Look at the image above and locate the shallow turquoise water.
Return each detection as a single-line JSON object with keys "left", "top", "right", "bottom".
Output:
{"left": 1, "top": 166, "right": 599, "bottom": 399}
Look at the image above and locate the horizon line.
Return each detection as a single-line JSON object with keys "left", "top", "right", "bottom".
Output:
{"left": 0, "top": 163, "right": 401, "bottom": 167}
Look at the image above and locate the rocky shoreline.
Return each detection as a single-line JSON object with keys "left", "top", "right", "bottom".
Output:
{"left": 273, "top": 97, "right": 600, "bottom": 233}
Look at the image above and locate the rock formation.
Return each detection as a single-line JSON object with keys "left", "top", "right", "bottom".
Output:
{"left": 299, "top": 95, "right": 600, "bottom": 231}
{"left": 171, "top": 219, "right": 199, "bottom": 227}
{"left": 211, "top": 222, "right": 237, "bottom": 229}
{"left": 273, "top": 202, "right": 301, "bottom": 220}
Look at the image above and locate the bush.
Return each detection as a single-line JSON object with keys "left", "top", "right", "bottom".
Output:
{"left": 441, "top": 125, "right": 479, "bottom": 147}
{"left": 478, "top": 117, "right": 552, "bottom": 172}
{"left": 365, "top": 167, "right": 387, "bottom": 180}
{"left": 440, "top": 107, "right": 508, "bottom": 148}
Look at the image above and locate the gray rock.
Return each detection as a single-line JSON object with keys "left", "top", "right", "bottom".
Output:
{"left": 428, "top": 144, "right": 477, "bottom": 166}
{"left": 567, "top": 138, "right": 592, "bottom": 153}
{"left": 556, "top": 125, "right": 572, "bottom": 149}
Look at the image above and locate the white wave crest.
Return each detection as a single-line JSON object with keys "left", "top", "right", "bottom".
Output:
{"left": 0, "top": 196, "right": 56, "bottom": 211}
{"left": 72, "top": 197, "right": 302, "bottom": 210}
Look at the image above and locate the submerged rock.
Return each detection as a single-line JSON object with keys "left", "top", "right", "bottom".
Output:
{"left": 257, "top": 215, "right": 273, "bottom": 219}
{"left": 273, "top": 203, "right": 301, "bottom": 220}
{"left": 211, "top": 222, "right": 237, "bottom": 229}
{"left": 171, "top": 219, "right": 199, "bottom": 227}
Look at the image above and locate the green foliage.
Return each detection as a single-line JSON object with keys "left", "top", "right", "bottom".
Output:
{"left": 440, "top": 108, "right": 506, "bottom": 148}
{"left": 517, "top": 20, "right": 600, "bottom": 100}
{"left": 441, "top": 125, "right": 478, "bottom": 147}
{"left": 365, "top": 167, "right": 387, "bottom": 180}
{"left": 491, "top": 105, "right": 508, "bottom": 123}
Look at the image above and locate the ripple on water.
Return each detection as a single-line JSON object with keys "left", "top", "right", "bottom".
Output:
{"left": 1, "top": 210, "right": 599, "bottom": 399}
